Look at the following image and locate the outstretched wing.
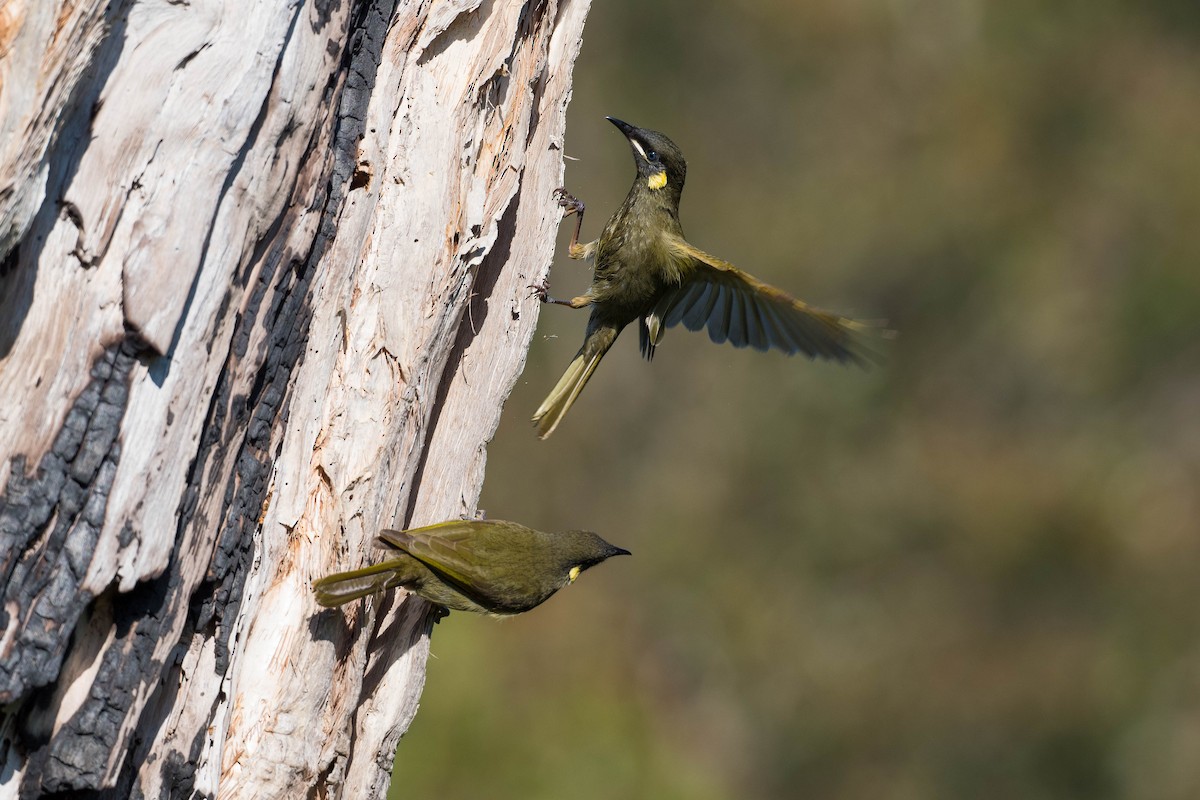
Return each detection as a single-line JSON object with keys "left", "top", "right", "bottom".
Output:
{"left": 646, "top": 236, "right": 881, "bottom": 366}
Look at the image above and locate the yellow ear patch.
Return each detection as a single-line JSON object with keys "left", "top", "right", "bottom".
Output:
{"left": 647, "top": 171, "right": 667, "bottom": 191}
{"left": 568, "top": 565, "right": 582, "bottom": 583}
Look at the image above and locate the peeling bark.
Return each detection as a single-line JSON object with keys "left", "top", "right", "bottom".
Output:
{"left": 0, "top": 0, "right": 590, "bottom": 796}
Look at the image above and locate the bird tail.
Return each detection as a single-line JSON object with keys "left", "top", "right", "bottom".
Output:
{"left": 532, "top": 324, "right": 619, "bottom": 439}
{"left": 312, "top": 558, "right": 413, "bottom": 607}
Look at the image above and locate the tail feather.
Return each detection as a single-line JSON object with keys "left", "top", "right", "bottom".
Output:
{"left": 532, "top": 325, "right": 619, "bottom": 439}
{"left": 312, "top": 558, "right": 413, "bottom": 607}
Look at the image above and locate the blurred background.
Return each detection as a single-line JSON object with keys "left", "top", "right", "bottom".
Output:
{"left": 393, "top": 1, "right": 1200, "bottom": 798}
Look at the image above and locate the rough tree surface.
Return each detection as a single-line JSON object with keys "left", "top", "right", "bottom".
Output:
{"left": 0, "top": 0, "right": 590, "bottom": 796}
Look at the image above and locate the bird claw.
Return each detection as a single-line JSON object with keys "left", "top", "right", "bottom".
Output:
{"left": 528, "top": 279, "right": 551, "bottom": 301}
{"left": 553, "top": 187, "right": 584, "bottom": 216}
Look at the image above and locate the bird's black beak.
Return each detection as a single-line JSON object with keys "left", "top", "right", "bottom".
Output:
{"left": 609, "top": 545, "right": 632, "bottom": 558}
{"left": 606, "top": 116, "right": 636, "bottom": 138}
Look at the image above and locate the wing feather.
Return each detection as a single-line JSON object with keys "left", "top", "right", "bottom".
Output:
{"left": 376, "top": 521, "right": 506, "bottom": 605}
{"left": 638, "top": 318, "right": 655, "bottom": 360}
{"left": 729, "top": 285, "right": 750, "bottom": 347}
{"left": 655, "top": 234, "right": 880, "bottom": 365}
{"left": 743, "top": 289, "right": 770, "bottom": 352}
{"left": 661, "top": 281, "right": 697, "bottom": 328}
{"left": 708, "top": 284, "right": 733, "bottom": 345}
{"left": 759, "top": 302, "right": 798, "bottom": 352}
{"left": 679, "top": 282, "right": 716, "bottom": 331}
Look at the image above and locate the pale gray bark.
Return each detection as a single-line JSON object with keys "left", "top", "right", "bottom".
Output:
{"left": 0, "top": 0, "right": 589, "bottom": 796}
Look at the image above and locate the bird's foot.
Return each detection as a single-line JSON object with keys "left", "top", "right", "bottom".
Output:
{"left": 528, "top": 278, "right": 552, "bottom": 302}
{"left": 553, "top": 187, "right": 584, "bottom": 217}
{"left": 529, "top": 279, "right": 587, "bottom": 308}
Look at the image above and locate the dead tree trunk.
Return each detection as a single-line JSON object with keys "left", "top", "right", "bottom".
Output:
{"left": 0, "top": 1, "right": 589, "bottom": 796}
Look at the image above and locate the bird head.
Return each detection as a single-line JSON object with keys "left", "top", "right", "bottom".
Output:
{"left": 556, "top": 529, "right": 631, "bottom": 584}
{"left": 607, "top": 117, "right": 687, "bottom": 197}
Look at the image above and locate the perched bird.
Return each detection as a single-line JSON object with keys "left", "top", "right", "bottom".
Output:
{"left": 312, "top": 519, "right": 629, "bottom": 615}
{"left": 532, "top": 117, "right": 881, "bottom": 439}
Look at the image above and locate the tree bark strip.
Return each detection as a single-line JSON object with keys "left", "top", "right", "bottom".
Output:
{"left": 0, "top": 0, "right": 590, "bottom": 796}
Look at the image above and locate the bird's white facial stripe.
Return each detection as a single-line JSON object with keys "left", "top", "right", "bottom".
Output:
{"left": 629, "top": 138, "right": 648, "bottom": 160}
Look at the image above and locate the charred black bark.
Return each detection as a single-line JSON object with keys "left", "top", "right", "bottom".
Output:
{"left": 0, "top": 1, "right": 404, "bottom": 794}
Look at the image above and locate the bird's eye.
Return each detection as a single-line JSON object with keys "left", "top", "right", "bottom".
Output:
{"left": 646, "top": 150, "right": 658, "bottom": 161}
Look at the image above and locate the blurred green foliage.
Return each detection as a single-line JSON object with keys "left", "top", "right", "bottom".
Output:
{"left": 393, "top": 1, "right": 1200, "bottom": 797}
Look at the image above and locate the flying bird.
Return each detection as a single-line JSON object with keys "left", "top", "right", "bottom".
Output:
{"left": 532, "top": 117, "right": 880, "bottom": 439}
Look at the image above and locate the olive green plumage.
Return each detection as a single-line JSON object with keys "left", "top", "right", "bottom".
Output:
{"left": 532, "top": 117, "right": 880, "bottom": 439}
{"left": 312, "top": 520, "right": 629, "bottom": 615}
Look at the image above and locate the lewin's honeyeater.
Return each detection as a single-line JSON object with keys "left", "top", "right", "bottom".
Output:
{"left": 531, "top": 117, "right": 880, "bottom": 439}
{"left": 312, "top": 520, "right": 629, "bottom": 615}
